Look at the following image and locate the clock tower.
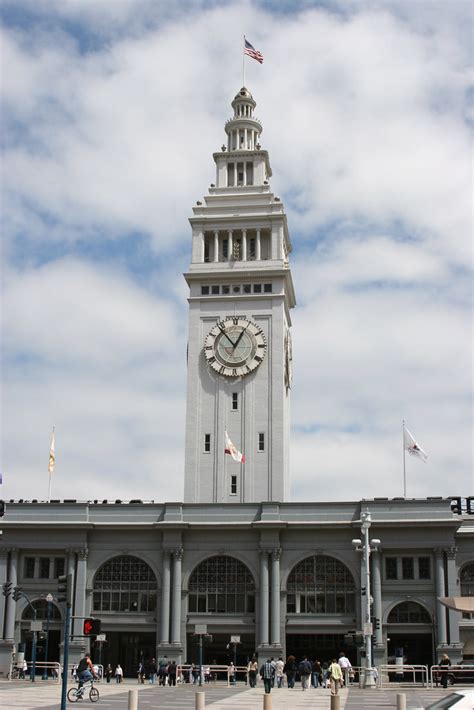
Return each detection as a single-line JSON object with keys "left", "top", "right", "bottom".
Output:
{"left": 183, "top": 87, "right": 295, "bottom": 503}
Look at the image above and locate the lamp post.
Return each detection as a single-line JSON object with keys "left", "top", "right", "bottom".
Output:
{"left": 352, "top": 510, "right": 381, "bottom": 688}
{"left": 42, "top": 593, "right": 53, "bottom": 680}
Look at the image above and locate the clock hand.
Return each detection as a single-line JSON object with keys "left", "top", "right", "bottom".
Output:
{"left": 232, "top": 325, "right": 248, "bottom": 351}
{"left": 223, "top": 333, "right": 236, "bottom": 348}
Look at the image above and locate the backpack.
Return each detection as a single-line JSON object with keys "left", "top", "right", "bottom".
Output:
{"left": 299, "top": 660, "right": 311, "bottom": 676}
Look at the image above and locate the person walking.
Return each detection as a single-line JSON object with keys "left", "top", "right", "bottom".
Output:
{"left": 275, "top": 657, "right": 285, "bottom": 688}
{"left": 158, "top": 656, "right": 168, "bottom": 686}
{"left": 105, "top": 664, "right": 113, "bottom": 683}
{"left": 311, "top": 659, "right": 322, "bottom": 688}
{"left": 439, "top": 653, "right": 451, "bottom": 688}
{"left": 328, "top": 658, "right": 343, "bottom": 695}
{"left": 298, "top": 656, "right": 312, "bottom": 691}
{"left": 248, "top": 657, "right": 258, "bottom": 688}
{"left": 114, "top": 663, "right": 123, "bottom": 683}
{"left": 168, "top": 661, "right": 177, "bottom": 686}
{"left": 284, "top": 655, "right": 297, "bottom": 689}
{"left": 338, "top": 651, "right": 352, "bottom": 686}
{"left": 259, "top": 658, "right": 275, "bottom": 694}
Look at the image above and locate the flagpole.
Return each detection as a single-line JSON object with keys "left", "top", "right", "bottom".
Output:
{"left": 48, "top": 427, "right": 55, "bottom": 503}
{"left": 402, "top": 419, "right": 407, "bottom": 498}
{"left": 242, "top": 35, "right": 245, "bottom": 86}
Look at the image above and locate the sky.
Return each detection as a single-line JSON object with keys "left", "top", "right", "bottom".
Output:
{"left": 1, "top": 0, "right": 472, "bottom": 504}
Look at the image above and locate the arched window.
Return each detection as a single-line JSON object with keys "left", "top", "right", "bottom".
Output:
{"left": 188, "top": 556, "right": 255, "bottom": 614}
{"left": 93, "top": 555, "right": 157, "bottom": 613}
{"left": 387, "top": 601, "right": 431, "bottom": 624}
{"left": 22, "top": 600, "right": 61, "bottom": 620}
{"left": 460, "top": 562, "right": 474, "bottom": 619}
{"left": 287, "top": 555, "right": 355, "bottom": 614}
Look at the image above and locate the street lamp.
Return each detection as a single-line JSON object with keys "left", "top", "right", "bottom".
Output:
{"left": 352, "top": 510, "right": 381, "bottom": 688}
{"left": 42, "top": 593, "right": 53, "bottom": 680}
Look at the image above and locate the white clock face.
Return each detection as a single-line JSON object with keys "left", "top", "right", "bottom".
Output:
{"left": 204, "top": 317, "right": 266, "bottom": 377}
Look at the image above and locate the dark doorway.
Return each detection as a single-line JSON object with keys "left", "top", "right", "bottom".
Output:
{"left": 186, "top": 632, "right": 256, "bottom": 666}
{"left": 286, "top": 633, "right": 352, "bottom": 664}
{"left": 97, "top": 631, "right": 156, "bottom": 677}
{"left": 22, "top": 629, "right": 61, "bottom": 676}
{"left": 387, "top": 633, "right": 434, "bottom": 666}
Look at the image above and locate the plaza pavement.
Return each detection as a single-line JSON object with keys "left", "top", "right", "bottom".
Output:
{"left": 0, "top": 679, "right": 458, "bottom": 710}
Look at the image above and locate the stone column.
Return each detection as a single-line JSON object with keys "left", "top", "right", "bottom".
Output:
{"left": 228, "top": 231, "right": 233, "bottom": 262}
{"left": 446, "top": 547, "right": 461, "bottom": 647}
{"left": 0, "top": 550, "right": 8, "bottom": 639}
{"left": 73, "top": 548, "right": 88, "bottom": 639}
{"left": 372, "top": 550, "right": 383, "bottom": 647}
{"left": 242, "top": 230, "right": 247, "bottom": 261}
{"left": 259, "top": 551, "right": 269, "bottom": 646}
{"left": 256, "top": 230, "right": 261, "bottom": 260}
{"left": 270, "top": 549, "right": 281, "bottom": 646}
{"left": 213, "top": 231, "right": 219, "bottom": 263}
{"left": 435, "top": 549, "right": 447, "bottom": 646}
{"left": 4, "top": 549, "right": 18, "bottom": 640}
{"left": 170, "top": 549, "right": 183, "bottom": 645}
{"left": 160, "top": 552, "right": 171, "bottom": 644}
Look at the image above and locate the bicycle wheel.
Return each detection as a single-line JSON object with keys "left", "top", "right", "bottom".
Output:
{"left": 67, "top": 687, "right": 79, "bottom": 702}
{"left": 89, "top": 686, "right": 100, "bottom": 702}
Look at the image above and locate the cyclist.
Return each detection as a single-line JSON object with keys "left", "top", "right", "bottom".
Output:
{"left": 76, "top": 653, "right": 97, "bottom": 689}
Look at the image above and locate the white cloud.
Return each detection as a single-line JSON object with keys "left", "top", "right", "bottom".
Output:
{"left": 1, "top": 0, "right": 472, "bottom": 503}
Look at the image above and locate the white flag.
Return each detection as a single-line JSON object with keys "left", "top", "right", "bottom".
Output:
{"left": 225, "top": 430, "right": 246, "bottom": 464}
{"left": 403, "top": 425, "right": 427, "bottom": 462}
{"left": 48, "top": 429, "right": 56, "bottom": 473}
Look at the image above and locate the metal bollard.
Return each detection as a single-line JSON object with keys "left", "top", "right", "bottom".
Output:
{"left": 128, "top": 689, "right": 138, "bottom": 710}
{"left": 195, "top": 690, "right": 205, "bottom": 709}
{"left": 330, "top": 696, "right": 341, "bottom": 710}
{"left": 263, "top": 693, "right": 272, "bottom": 709}
{"left": 396, "top": 693, "right": 406, "bottom": 710}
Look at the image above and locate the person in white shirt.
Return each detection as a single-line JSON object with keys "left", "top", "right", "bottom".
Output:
{"left": 338, "top": 652, "right": 352, "bottom": 686}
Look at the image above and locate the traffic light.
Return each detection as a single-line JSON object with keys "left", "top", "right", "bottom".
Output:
{"left": 83, "top": 618, "right": 101, "bottom": 636}
{"left": 2, "top": 582, "right": 12, "bottom": 597}
{"left": 0, "top": 500, "right": 5, "bottom": 517}
{"left": 57, "top": 574, "right": 73, "bottom": 605}
{"left": 12, "top": 586, "right": 22, "bottom": 601}
{"left": 375, "top": 618, "right": 381, "bottom": 630}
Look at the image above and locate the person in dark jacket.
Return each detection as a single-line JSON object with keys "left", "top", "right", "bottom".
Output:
{"left": 284, "top": 655, "right": 297, "bottom": 688}
{"left": 439, "top": 654, "right": 451, "bottom": 688}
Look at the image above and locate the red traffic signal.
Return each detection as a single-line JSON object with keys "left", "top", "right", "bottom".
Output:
{"left": 83, "top": 618, "right": 101, "bottom": 636}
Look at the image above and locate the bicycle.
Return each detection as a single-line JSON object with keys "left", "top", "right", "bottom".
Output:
{"left": 67, "top": 678, "right": 100, "bottom": 703}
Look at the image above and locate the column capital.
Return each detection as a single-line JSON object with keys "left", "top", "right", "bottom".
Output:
{"left": 172, "top": 548, "right": 184, "bottom": 561}
{"left": 271, "top": 548, "right": 282, "bottom": 561}
{"left": 75, "top": 548, "right": 88, "bottom": 561}
{"left": 446, "top": 546, "right": 457, "bottom": 560}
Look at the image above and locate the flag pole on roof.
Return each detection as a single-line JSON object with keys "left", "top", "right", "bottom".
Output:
{"left": 402, "top": 421, "right": 428, "bottom": 497}
{"left": 47, "top": 427, "right": 55, "bottom": 502}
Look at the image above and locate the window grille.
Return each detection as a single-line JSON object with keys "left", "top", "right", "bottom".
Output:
{"left": 188, "top": 556, "right": 255, "bottom": 614}
{"left": 387, "top": 601, "right": 431, "bottom": 624}
{"left": 92, "top": 555, "right": 157, "bottom": 613}
{"left": 286, "top": 555, "right": 355, "bottom": 614}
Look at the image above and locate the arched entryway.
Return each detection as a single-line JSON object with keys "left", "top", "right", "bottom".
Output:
{"left": 186, "top": 555, "right": 256, "bottom": 665}
{"left": 21, "top": 599, "right": 62, "bottom": 676}
{"left": 386, "top": 601, "right": 434, "bottom": 666}
{"left": 285, "top": 554, "right": 357, "bottom": 663}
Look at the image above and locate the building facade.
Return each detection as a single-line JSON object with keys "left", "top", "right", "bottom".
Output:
{"left": 0, "top": 88, "right": 472, "bottom": 677}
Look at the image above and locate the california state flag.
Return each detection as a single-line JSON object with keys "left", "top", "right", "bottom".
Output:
{"left": 225, "top": 430, "right": 246, "bottom": 464}
{"left": 403, "top": 425, "right": 428, "bottom": 462}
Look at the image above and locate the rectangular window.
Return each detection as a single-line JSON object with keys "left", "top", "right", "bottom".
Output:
{"left": 230, "top": 475, "right": 237, "bottom": 495}
{"left": 223, "top": 239, "right": 228, "bottom": 259}
{"left": 233, "top": 285, "right": 240, "bottom": 293}
{"left": 253, "top": 284, "right": 262, "bottom": 293}
{"left": 402, "top": 557, "right": 414, "bottom": 580}
{"left": 222, "top": 285, "right": 230, "bottom": 294}
{"left": 385, "top": 557, "right": 398, "bottom": 580}
{"left": 211, "top": 285, "right": 219, "bottom": 295}
{"left": 204, "top": 434, "right": 211, "bottom": 453}
{"left": 201, "top": 285, "right": 209, "bottom": 295}
{"left": 249, "top": 239, "right": 256, "bottom": 259}
{"left": 246, "top": 162, "right": 254, "bottom": 186}
{"left": 258, "top": 433, "right": 265, "bottom": 452}
{"left": 264, "top": 283, "right": 272, "bottom": 293}
{"left": 287, "top": 594, "right": 296, "bottom": 613}
{"left": 227, "top": 163, "right": 235, "bottom": 187}
{"left": 237, "top": 162, "right": 244, "bottom": 185}
{"left": 39, "top": 557, "right": 50, "bottom": 579}
{"left": 418, "top": 557, "right": 431, "bottom": 580}
{"left": 232, "top": 393, "right": 238, "bottom": 411}
{"left": 24, "top": 557, "right": 35, "bottom": 579}
{"left": 243, "top": 284, "right": 251, "bottom": 294}
{"left": 204, "top": 239, "right": 210, "bottom": 263}
{"left": 54, "top": 558, "right": 65, "bottom": 578}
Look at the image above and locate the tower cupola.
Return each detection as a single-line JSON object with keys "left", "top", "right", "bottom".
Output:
{"left": 225, "top": 86, "right": 262, "bottom": 152}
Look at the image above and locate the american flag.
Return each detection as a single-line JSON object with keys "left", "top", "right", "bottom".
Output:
{"left": 244, "top": 38, "right": 263, "bottom": 64}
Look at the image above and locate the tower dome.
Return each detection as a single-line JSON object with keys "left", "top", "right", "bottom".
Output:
{"left": 225, "top": 86, "right": 262, "bottom": 151}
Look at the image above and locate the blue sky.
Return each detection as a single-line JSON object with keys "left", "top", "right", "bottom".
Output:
{"left": 1, "top": 0, "right": 472, "bottom": 502}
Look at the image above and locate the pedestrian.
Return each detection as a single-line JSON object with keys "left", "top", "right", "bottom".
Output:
{"left": 228, "top": 661, "right": 236, "bottom": 685}
{"left": 259, "top": 658, "right": 275, "bottom": 694}
{"left": 158, "top": 656, "right": 168, "bottom": 686}
{"left": 338, "top": 651, "right": 352, "bottom": 686}
{"left": 115, "top": 663, "right": 123, "bottom": 683}
{"left": 275, "top": 657, "right": 285, "bottom": 688}
{"left": 328, "top": 658, "right": 343, "bottom": 695}
{"left": 298, "top": 656, "right": 312, "bottom": 691}
{"left": 439, "top": 653, "right": 451, "bottom": 688}
{"left": 312, "top": 659, "right": 322, "bottom": 688}
{"left": 248, "top": 657, "right": 258, "bottom": 687}
{"left": 105, "top": 664, "right": 113, "bottom": 683}
{"left": 284, "top": 655, "right": 297, "bottom": 689}
{"left": 168, "top": 660, "right": 177, "bottom": 686}
{"left": 137, "top": 661, "right": 145, "bottom": 683}
{"left": 147, "top": 658, "right": 157, "bottom": 684}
